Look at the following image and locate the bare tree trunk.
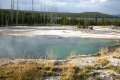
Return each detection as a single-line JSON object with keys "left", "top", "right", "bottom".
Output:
{"left": 11, "top": 0, "right": 14, "bottom": 26}
{"left": 16, "top": 0, "right": 19, "bottom": 26}
{"left": 0, "top": 9, "right": 3, "bottom": 26}
{"left": 32, "top": 0, "right": 34, "bottom": 25}
{"left": 43, "top": 0, "right": 46, "bottom": 25}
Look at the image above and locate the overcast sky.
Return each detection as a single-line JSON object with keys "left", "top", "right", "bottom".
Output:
{"left": 0, "top": 0, "right": 120, "bottom": 15}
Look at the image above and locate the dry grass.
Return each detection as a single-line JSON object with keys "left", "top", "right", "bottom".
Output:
{"left": 0, "top": 62, "right": 95, "bottom": 80}
{"left": 0, "top": 58, "right": 119, "bottom": 80}
{"left": 112, "top": 48, "right": 120, "bottom": 59}
{"left": 94, "top": 56, "right": 110, "bottom": 69}
{"left": 99, "top": 47, "right": 120, "bottom": 58}
{"left": 61, "top": 64, "right": 94, "bottom": 80}
{"left": 0, "top": 61, "right": 62, "bottom": 80}
{"left": 0, "top": 47, "right": 120, "bottom": 80}
{"left": 98, "top": 48, "right": 109, "bottom": 56}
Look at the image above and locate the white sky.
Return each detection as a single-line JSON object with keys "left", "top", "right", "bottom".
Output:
{"left": 0, "top": 0, "right": 120, "bottom": 14}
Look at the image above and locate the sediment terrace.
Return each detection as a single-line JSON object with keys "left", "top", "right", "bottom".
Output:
{"left": 0, "top": 26, "right": 120, "bottom": 39}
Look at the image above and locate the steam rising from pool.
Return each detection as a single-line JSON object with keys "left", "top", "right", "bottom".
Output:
{"left": 0, "top": 36, "right": 116, "bottom": 59}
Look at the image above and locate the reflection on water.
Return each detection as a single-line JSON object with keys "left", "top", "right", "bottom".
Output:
{"left": 0, "top": 36, "right": 116, "bottom": 59}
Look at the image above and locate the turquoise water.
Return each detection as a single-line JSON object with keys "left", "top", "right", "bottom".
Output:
{"left": 0, "top": 36, "right": 116, "bottom": 59}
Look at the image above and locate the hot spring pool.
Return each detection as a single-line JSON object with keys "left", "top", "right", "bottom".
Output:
{"left": 0, "top": 36, "right": 117, "bottom": 59}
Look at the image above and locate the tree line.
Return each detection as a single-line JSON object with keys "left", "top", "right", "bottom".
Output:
{"left": 0, "top": 9, "right": 120, "bottom": 27}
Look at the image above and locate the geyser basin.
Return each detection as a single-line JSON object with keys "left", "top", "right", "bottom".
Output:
{"left": 0, "top": 36, "right": 116, "bottom": 59}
